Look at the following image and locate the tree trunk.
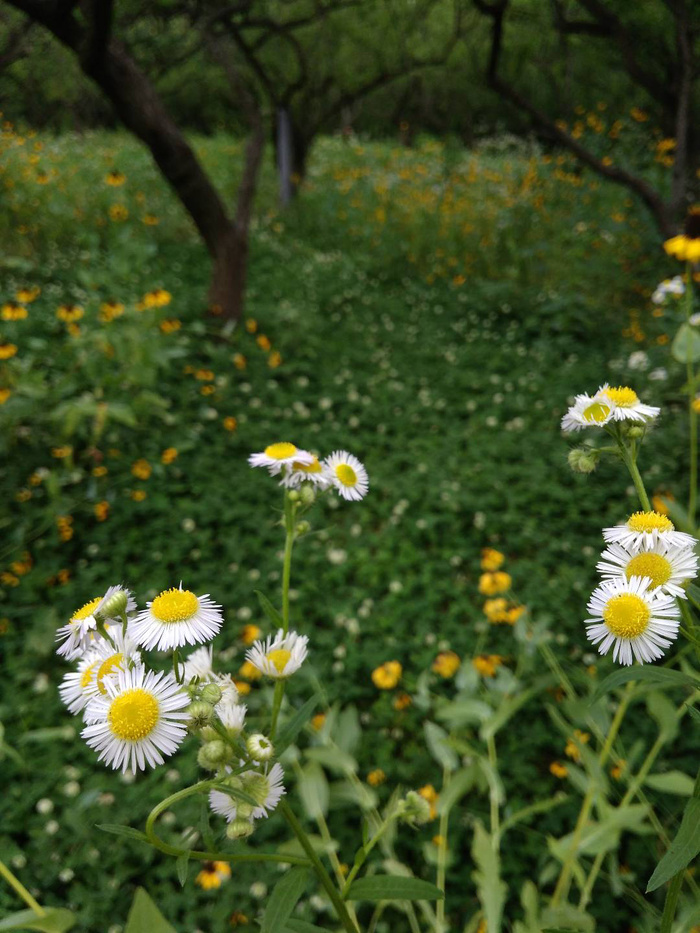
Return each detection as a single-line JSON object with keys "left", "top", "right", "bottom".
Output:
{"left": 209, "top": 226, "right": 248, "bottom": 320}
{"left": 3, "top": 1, "right": 247, "bottom": 319}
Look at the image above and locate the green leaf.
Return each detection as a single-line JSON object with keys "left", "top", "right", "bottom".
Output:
{"left": 647, "top": 798, "right": 700, "bottom": 891}
{"left": 424, "top": 722, "right": 458, "bottom": 772}
{"left": 335, "top": 706, "right": 361, "bottom": 755}
{"left": 0, "top": 909, "right": 76, "bottom": 932}
{"left": 591, "top": 666, "right": 700, "bottom": 702}
{"left": 471, "top": 821, "right": 506, "bottom": 932}
{"left": 95, "top": 824, "right": 149, "bottom": 844}
{"left": 688, "top": 705, "right": 700, "bottom": 723}
{"left": 305, "top": 746, "right": 357, "bottom": 774}
{"left": 275, "top": 695, "right": 320, "bottom": 755}
{"left": 646, "top": 691, "right": 679, "bottom": 743}
{"left": 175, "top": 853, "right": 189, "bottom": 888}
{"left": 261, "top": 868, "right": 309, "bottom": 933}
{"left": 124, "top": 889, "right": 176, "bottom": 933}
{"left": 437, "top": 767, "right": 476, "bottom": 815}
{"left": 345, "top": 876, "right": 444, "bottom": 902}
{"left": 255, "top": 590, "right": 283, "bottom": 628}
{"left": 435, "top": 699, "right": 492, "bottom": 728}
{"left": 541, "top": 903, "right": 595, "bottom": 931}
{"left": 672, "top": 322, "right": 700, "bottom": 364}
{"left": 277, "top": 834, "right": 338, "bottom": 859}
{"left": 645, "top": 771, "right": 696, "bottom": 796}
{"left": 284, "top": 922, "right": 330, "bottom": 933}
{"left": 296, "top": 762, "right": 329, "bottom": 819}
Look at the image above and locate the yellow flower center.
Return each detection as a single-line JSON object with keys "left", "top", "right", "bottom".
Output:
{"left": 71, "top": 597, "right": 101, "bottom": 624}
{"left": 603, "top": 594, "right": 651, "bottom": 638}
{"left": 627, "top": 511, "right": 674, "bottom": 534}
{"left": 296, "top": 457, "right": 322, "bottom": 473}
{"left": 264, "top": 443, "right": 297, "bottom": 460}
{"left": 583, "top": 401, "right": 610, "bottom": 423}
{"left": 96, "top": 652, "right": 124, "bottom": 694}
{"left": 80, "top": 662, "right": 98, "bottom": 689}
{"left": 151, "top": 588, "right": 199, "bottom": 623}
{"left": 266, "top": 648, "right": 292, "bottom": 672}
{"left": 335, "top": 464, "right": 357, "bottom": 487}
{"left": 605, "top": 386, "right": 639, "bottom": 407}
{"left": 625, "top": 553, "right": 673, "bottom": 588}
{"left": 108, "top": 688, "right": 159, "bottom": 740}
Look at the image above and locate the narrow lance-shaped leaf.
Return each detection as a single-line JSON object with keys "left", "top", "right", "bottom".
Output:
{"left": 261, "top": 868, "right": 309, "bottom": 933}
{"left": 647, "top": 798, "right": 700, "bottom": 891}
{"left": 345, "top": 875, "right": 444, "bottom": 902}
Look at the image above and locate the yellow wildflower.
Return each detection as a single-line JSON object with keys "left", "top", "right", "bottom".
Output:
{"left": 371, "top": 660, "right": 402, "bottom": 689}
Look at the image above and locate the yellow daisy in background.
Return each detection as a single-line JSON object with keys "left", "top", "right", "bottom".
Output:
{"left": 195, "top": 860, "right": 231, "bottom": 890}
{"left": 371, "top": 660, "right": 402, "bottom": 689}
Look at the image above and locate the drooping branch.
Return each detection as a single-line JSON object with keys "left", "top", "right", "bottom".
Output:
{"left": 475, "top": 0, "right": 676, "bottom": 236}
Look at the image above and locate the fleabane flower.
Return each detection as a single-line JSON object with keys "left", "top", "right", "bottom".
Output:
{"left": 323, "top": 450, "right": 369, "bottom": 501}
{"left": 55, "top": 584, "right": 136, "bottom": 659}
{"left": 561, "top": 392, "right": 615, "bottom": 432}
{"left": 595, "top": 384, "right": 660, "bottom": 423}
{"left": 183, "top": 646, "right": 239, "bottom": 703}
{"left": 246, "top": 629, "right": 308, "bottom": 679}
{"left": 217, "top": 696, "right": 247, "bottom": 734}
{"left": 84, "top": 627, "right": 140, "bottom": 700}
{"left": 131, "top": 585, "right": 223, "bottom": 651}
{"left": 585, "top": 576, "right": 680, "bottom": 665}
{"left": 248, "top": 443, "right": 314, "bottom": 474}
{"left": 82, "top": 666, "right": 189, "bottom": 772}
{"left": 597, "top": 540, "right": 698, "bottom": 598}
{"left": 59, "top": 651, "right": 100, "bottom": 715}
{"left": 279, "top": 455, "right": 331, "bottom": 489}
{"left": 209, "top": 763, "right": 285, "bottom": 822}
{"left": 603, "top": 511, "right": 697, "bottom": 551}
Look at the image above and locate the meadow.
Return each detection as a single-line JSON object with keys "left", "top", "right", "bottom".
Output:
{"left": 0, "top": 119, "right": 698, "bottom": 932}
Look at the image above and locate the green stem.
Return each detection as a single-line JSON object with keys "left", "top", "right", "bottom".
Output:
{"left": 551, "top": 680, "right": 635, "bottom": 906}
{"left": 486, "top": 737, "right": 500, "bottom": 848}
{"left": 660, "top": 763, "right": 700, "bottom": 933}
{"left": 686, "top": 261, "right": 697, "bottom": 528}
{"left": 435, "top": 766, "right": 451, "bottom": 931}
{"left": 280, "top": 800, "right": 360, "bottom": 933}
{"left": 622, "top": 450, "right": 652, "bottom": 512}
{"left": 282, "top": 493, "right": 296, "bottom": 635}
{"left": 270, "top": 680, "right": 286, "bottom": 740}
{"left": 144, "top": 781, "right": 309, "bottom": 866}
{"left": 0, "top": 860, "right": 46, "bottom": 916}
{"left": 342, "top": 815, "right": 394, "bottom": 897}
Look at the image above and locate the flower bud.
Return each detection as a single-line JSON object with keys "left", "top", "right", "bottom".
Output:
{"left": 200, "top": 683, "right": 223, "bottom": 705}
{"left": 397, "top": 790, "right": 432, "bottom": 827}
{"left": 226, "top": 818, "right": 255, "bottom": 840}
{"left": 296, "top": 520, "right": 311, "bottom": 535}
{"left": 625, "top": 425, "right": 645, "bottom": 439}
{"left": 287, "top": 490, "right": 301, "bottom": 502}
{"left": 567, "top": 448, "right": 599, "bottom": 474}
{"left": 188, "top": 701, "right": 214, "bottom": 732}
{"left": 197, "top": 740, "right": 230, "bottom": 770}
{"left": 300, "top": 485, "right": 316, "bottom": 506}
{"left": 94, "top": 589, "right": 128, "bottom": 622}
{"left": 246, "top": 733, "right": 274, "bottom": 762}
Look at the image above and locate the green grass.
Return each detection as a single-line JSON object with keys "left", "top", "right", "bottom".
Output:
{"left": 0, "top": 129, "right": 695, "bottom": 932}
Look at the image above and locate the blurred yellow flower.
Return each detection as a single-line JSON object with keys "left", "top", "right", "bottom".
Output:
{"left": 105, "top": 170, "right": 126, "bottom": 186}
{"left": 240, "top": 624, "right": 261, "bottom": 645}
{"left": 109, "top": 204, "right": 128, "bottom": 222}
{"left": 565, "top": 729, "right": 590, "bottom": 763}
{"left": 478, "top": 571, "right": 511, "bottom": 595}
{"left": 161, "top": 447, "right": 178, "bottom": 464}
{"left": 432, "top": 651, "right": 460, "bottom": 678}
{"left": 0, "top": 343, "right": 18, "bottom": 359}
{"left": 239, "top": 660, "right": 262, "bottom": 681}
{"left": 549, "top": 761, "right": 568, "bottom": 778}
{"left": 223, "top": 416, "right": 238, "bottom": 432}
{"left": 371, "top": 660, "right": 402, "bottom": 689}
{"left": 16, "top": 286, "right": 40, "bottom": 303}
{"left": 131, "top": 459, "right": 151, "bottom": 480}
{"left": 2, "top": 302, "right": 27, "bottom": 320}
{"left": 0, "top": 388, "right": 11, "bottom": 404}
{"left": 472, "top": 654, "right": 503, "bottom": 678}
{"left": 94, "top": 501, "right": 110, "bottom": 522}
{"left": 195, "top": 860, "right": 231, "bottom": 890}
{"left": 233, "top": 353, "right": 247, "bottom": 370}
{"left": 367, "top": 769, "right": 386, "bottom": 786}
{"left": 480, "top": 547, "right": 504, "bottom": 571}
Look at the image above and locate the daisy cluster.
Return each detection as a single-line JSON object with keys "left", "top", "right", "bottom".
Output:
{"left": 651, "top": 275, "right": 684, "bottom": 305}
{"left": 585, "top": 512, "right": 698, "bottom": 664}
{"left": 248, "top": 442, "right": 369, "bottom": 501}
{"left": 56, "top": 581, "right": 309, "bottom": 837}
{"left": 561, "top": 383, "right": 660, "bottom": 433}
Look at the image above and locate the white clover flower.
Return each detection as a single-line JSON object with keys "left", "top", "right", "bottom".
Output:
{"left": 585, "top": 576, "right": 680, "bottom": 665}
{"left": 560, "top": 393, "right": 614, "bottom": 432}
{"left": 56, "top": 585, "right": 136, "bottom": 660}
{"left": 248, "top": 443, "right": 314, "bottom": 474}
{"left": 595, "top": 384, "right": 660, "bottom": 423}
{"left": 323, "top": 450, "right": 369, "bottom": 501}
{"left": 603, "top": 511, "right": 697, "bottom": 551}
{"left": 597, "top": 539, "right": 698, "bottom": 598}
{"left": 131, "top": 585, "right": 223, "bottom": 651}
{"left": 246, "top": 629, "right": 308, "bottom": 679}
{"left": 82, "top": 666, "right": 189, "bottom": 772}
{"left": 209, "top": 763, "right": 285, "bottom": 822}
{"left": 279, "top": 454, "right": 332, "bottom": 489}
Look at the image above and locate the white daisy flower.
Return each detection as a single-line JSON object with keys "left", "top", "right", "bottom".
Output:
{"left": 82, "top": 665, "right": 189, "bottom": 772}
{"left": 585, "top": 576, "right": 680, "bottom": 666}
{"left": 55, "top": 585, "right": 136, "bottom": 660}
{"left": 323, "top": 450, "right": 369, "bottom": 501}
{"left": 130, "top": 585, "right": 223, "bottom": 651}
{"left": 209, "top": 762, "right": 285, "bottom": 822}
{"left": 561, "top": 393, "right": 615, "bottom": 432}
{"left": 248, "top": 443, "right": 314, "bottom": 474}
{"left": 84, "top": 627, "right": 141, "bottom": 700}
{"left": 603, "top": 511, "right": 697, "bottom": 551}
{"left": 279, "top": 454, "right": 332, "bottom": 489}
{"left": 652, "top": 276, "right": 684, "bottom": 304}
{"left": 595, "top": 384, "right": 660, "bottom": 423}
{"left": 217, "top": 696, "right": 247, "bottom": 733}
{"left": 597, "top": 540, "right": 698, "bottom": 598}
{"left": 246, "top": 629, "right": 308, "bottom": 679}
{"left": 58, "top": 651, "right": 100, "bottom": 715}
